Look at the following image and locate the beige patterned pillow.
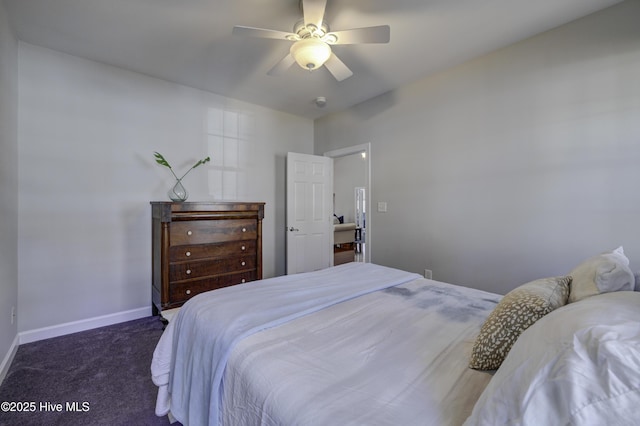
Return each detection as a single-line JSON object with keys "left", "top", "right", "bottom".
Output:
{"left": 469, "top": 276, "right": 571, "bottom": 370}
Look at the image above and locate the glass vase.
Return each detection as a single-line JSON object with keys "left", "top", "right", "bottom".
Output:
{"left": 168, "top": 180, "right": 188, "bottom": 202}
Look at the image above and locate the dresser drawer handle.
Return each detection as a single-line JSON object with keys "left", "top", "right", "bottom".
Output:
{"left": 241, "top": 245, "right": 246, "bottom": 251}
{"left": 241, "top": 279, "right": 246, "bottom": 283}
{"left": 185, "top": 289, "right": 191, "bottom": 295}
{"left": 187, "top": 230, "right": 193, "bottom": 236}
{"left": 185, "top": 251, "right": 191, "bottom": 257}
{"left": 241, "top": 261, "right": 246, "bottom": 266}
{"left": 186, "top": 269, "right": 192, "bottom": 275}
{"left": 242, "top": 228, "right": 246, "bottom": 232}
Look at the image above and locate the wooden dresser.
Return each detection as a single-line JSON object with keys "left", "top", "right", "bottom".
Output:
{"left": 151, "top": 201, "right": 265, "bottom": 314}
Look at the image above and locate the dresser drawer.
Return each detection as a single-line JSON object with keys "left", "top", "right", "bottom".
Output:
{"left": 169, "top": 240, "right": 256, "bottom": 262}
{"left": 169, "top": 256, "right": 256, "bottom": 281}
{"left": 169, "top": 271, "right": 256, "bottom": 304}
{"left": 171, "top": 219, "right": 257, "bottom": 246}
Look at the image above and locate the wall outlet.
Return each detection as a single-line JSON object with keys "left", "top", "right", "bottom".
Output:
{"left": 424, "top": 269, "right": 433, "bottom": 280}
{"left": 11, "top": 306, "right": 15, "bottom": 325}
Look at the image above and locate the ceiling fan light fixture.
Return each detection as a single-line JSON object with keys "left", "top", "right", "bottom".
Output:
{"left": 290, "top": 38, "right": 331, "bottom": 71}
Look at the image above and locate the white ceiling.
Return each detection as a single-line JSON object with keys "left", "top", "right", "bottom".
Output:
{"left": 3, "top": 0, "right": 622, "bottom": 119}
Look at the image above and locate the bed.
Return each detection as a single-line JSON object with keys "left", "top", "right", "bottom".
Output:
{"left": 151, "top": 250, "right": 640, "bottom": 426}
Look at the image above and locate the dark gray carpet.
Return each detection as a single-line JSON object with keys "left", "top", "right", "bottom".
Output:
{"left": 0, "top": 316, "right": 178, "bottom": 426}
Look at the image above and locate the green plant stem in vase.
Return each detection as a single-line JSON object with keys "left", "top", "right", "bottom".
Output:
{"left": 153, "top": 152, "right": 211, "bottom": 202}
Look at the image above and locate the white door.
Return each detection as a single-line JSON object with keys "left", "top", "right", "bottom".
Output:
{"left": 286, "top": 152, "right": 333, "bottom": 274}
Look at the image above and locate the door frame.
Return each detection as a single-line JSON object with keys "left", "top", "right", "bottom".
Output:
{"left": 324, "top": 143, "right": 371, "bottom": 263}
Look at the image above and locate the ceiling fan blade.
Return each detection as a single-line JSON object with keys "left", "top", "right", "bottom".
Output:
{"left": 302, "top": 0, "right": 327, "bottom": 29}
{"left": 232, "top": 25, "right": 297, "bottom": 41}
{"left": 325, "top": 25, "right": 390, "bottom": 45}
{"left": 324, "top": 53, "right": 353, "bottom": 82}
{"left": 268, "top": 53, "right": 296, "bottom": 76}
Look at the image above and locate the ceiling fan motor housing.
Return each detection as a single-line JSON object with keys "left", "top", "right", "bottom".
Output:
{"left": 293, "top": 19, "right": 328, "bottom": 39}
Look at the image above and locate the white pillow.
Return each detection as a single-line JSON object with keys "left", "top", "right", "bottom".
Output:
{"left": 464, "top": 291, "right": 640, "bottom": 426}
{"left": 568, "top": 246, "right": 634, "bottom": 303}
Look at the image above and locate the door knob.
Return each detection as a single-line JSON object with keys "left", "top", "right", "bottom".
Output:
{"left": 288, "top": 227, "right": 299, "bottom": 232}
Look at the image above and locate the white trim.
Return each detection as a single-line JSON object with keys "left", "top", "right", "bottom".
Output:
{"left": 18, "top": 306, "right": 151, "bottom": 345}
{"left": 0, "top": 334, "right": 19, "bottom": 386}
{"left": 324, "top": 143, "right": 372, "bottom": 263}
{"left": 324, "top": 143, "right": 370, "bottom": 159}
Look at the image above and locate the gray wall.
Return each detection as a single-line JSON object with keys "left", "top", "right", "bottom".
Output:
{"left": 315, "top": 1, "right": 640, "bottom": 295}
{"left": 16, "top": 43, "right": 313, "bottom": 333}
{"left": 0, "top": 0, "right": 19, "bottom": 375}
{"left": 333, "top": 154, "right": 367, "bottom": 224}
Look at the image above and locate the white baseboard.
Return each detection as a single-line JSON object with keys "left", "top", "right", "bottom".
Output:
{"left": 0, "top": 334, "right": 19, "bottom": 386}
{"left": 18, "top": 306, "right": 151, "bottom": 345}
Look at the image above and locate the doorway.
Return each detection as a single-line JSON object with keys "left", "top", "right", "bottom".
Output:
{"left": 324, "top": 143, "right": 371, "bottom": 264}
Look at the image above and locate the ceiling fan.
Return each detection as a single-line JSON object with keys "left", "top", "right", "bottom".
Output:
{"left": 232, "top": 0, "right": 390, "bottom": 82}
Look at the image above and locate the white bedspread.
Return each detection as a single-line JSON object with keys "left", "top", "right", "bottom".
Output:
{"left": 151, "top": 263, "right": 423, "bottom": 426}
{"left": 220, "top": 277, "right": 499, "bottom": 426}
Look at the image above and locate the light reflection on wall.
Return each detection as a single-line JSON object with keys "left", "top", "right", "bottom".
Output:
{"left": 206, "top": 107, "right": 254, "bottom": 200}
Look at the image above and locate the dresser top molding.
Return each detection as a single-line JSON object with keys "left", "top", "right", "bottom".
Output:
{"left": 151, "top": 202, "right": 265, "bottom": 222}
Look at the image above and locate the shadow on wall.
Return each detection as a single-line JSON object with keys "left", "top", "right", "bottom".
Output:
{"left": 274, "top": 154, "right": 287, "bottom": 277}
{"left": 123, "top": 203, "right": 151, "bottom": 309}
{"left": 351, "top": 90, "right": 398, "bottom": 120}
